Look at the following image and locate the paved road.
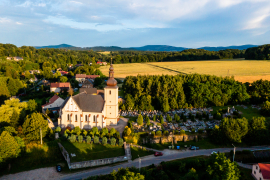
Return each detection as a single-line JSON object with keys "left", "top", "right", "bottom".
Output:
{"left": 60, "top": 146, "right": 269, "bottom": 180}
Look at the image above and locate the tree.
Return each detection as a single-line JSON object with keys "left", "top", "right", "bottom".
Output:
{"left": 126, "top": 128, "right": 132, "bottom": 136}
{"left": 110, "top": 168, "right": 144, "bottom": 180}
{"left": 82, "top": 129, "right": 87, "bottom": 137}
{"left": 119, "top": 138, "right": 124, "bottom": 146}
{"left": 110, "top": 128, "right": 116, "bottom": 135}
{"left": 78, "top": 135, "right": 83, "bottom": 143}
{"left": 73, "top": 126, "right": 81, "bottom": 136}
{"left": 94, "top": 136, "right": 99, "bottom": 143}
{"left": 60, "top": 76, "right": 68, "bottom": 82}
{"left": 68, "top": 134, "right": 76, "bottom": 142}
{"left": 207, "top": 153, "right": 240, "bottom": 180}
{"left": 110, "top": 137, "right": 116, "bottom": 146}
{"left": 145, "top": 116, "right": 150, "bottom": 125}
{"left": 102, "top": 137, "right": 107, "bottom": 145}
{"left": 10, "top": 110, "right": 19, "bottom": 128}
{"left": 22, "top": 113, "right": 48, "bottom": 141}
{"left": 69, "top": 88, "right": 74, "bottom": 96}
{"left": 261, "top": 101, "right": 270, "bottom": 116}
{"left": 92, "top": 127, "right": 98, "bottom": 135}
{"left": 137, "top": 115, "right": 143, "bottom": 125}
{"left": 55, "top": 126, "right": 61, "bottom": 133}
{"left": 160, "top": 116, "right": 164, "bottom": 124}
{"left": 0, "top": 131, "right": 21, "bottom": 163}
{"left": 153, "top": 115, "right": 156, "bottom": 122}
{"left": 156, "top": 131, "right": 162, "bottom": 136}
{"left": 27, "top": 99, "right": 37, "bottom": 113}
{"left": 86, "top": 136, "right": 91, "bottom": 143}
{"left": 183, "top": 168, "right": 198, "bottom": 180}
{"left": 220, "top": 117, "right": 248, "bottom": 143}
{"left": 0, "top": 126, "right": 17, "bottom": 136}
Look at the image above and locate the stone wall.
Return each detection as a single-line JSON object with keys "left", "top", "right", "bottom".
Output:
{"left": 141, "top": 135, "right": 201, "bottom": 144}
{"left": 130, "top": 144, "right": 162, "bottom": 152}
{"left": 58, "top": 143, "right": 71, "bottom": 169}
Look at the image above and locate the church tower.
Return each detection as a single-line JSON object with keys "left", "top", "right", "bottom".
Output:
{"left": 104, "top": 60, "right": 119, "bottom": 125}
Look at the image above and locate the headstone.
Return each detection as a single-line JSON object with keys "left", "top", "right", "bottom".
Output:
{"left": 55, "top": 133, "right": 59, "bottom": 139}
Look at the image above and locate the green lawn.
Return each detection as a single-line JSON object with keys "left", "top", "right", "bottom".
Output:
{"left": 61, "top": 141, "right": 125, "bottom": 162}
{"left": 212, "top": 105, "right": 263, "bottom": 120}
{"left": 130, "top": 146, "right": 154, "bottom": 160}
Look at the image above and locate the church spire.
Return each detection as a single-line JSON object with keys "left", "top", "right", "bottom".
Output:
{"left": 106, "top": 58, "right": 117, "bottom": 86}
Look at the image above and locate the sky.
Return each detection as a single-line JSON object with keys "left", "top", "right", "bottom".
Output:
{"left": 0, "top": 0, "right": 270, "bottom": 48}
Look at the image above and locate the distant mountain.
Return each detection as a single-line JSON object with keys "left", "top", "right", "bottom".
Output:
{"left": 35, "top": 44, "right": 75, "bottom": 49}
{"left": 132, "top": 45, "right": 187, "bottom": 51}
{"left": 34, "top": 44, "right": 258, "bottom": 51}
{"left": 198, "top": 45, "right": 258, "bottom": 51}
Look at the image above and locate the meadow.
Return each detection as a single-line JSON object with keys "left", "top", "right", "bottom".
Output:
{"left": 100, "top": 59, "right": 270, "bottom": 83}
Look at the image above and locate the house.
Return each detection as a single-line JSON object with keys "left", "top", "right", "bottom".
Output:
{"left": 59, "top": 71, "right": 69, "bottom": 76}
{"left": 29, "top": 70, "right": 40, "bottom": 74}
{"left": 50, "top": 82, "right": 71, "bottom": 93}
{"left": 58, "top": 63, "right": 119, "bottom": 129}
{"left": 97, "top": 61, "right": 107, "bottom": 66}
{"left": 81, "top": 79, "right": 94, "bottom": 88}
{"left": 7, "top": 56, "right": 23, "bottom": 61}
{"left": 75, "top": 74, "right": 100, "bottom": 84}
{"left": 42, "top": 95, "right": 65, "bottom": 113}
{"left": 252, "top": 163, "right": 270, "bottom": 180}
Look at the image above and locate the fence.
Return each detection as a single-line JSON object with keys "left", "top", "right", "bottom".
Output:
{"left": 58, "top": 142, "right": 131, "bottom": 170}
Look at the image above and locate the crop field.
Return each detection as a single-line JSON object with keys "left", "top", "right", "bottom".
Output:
{"left": 97, "top": 51, "right": 111, "bottom": 55}
{"left": 99, "top": 59, "right": 270, "bottom": 83}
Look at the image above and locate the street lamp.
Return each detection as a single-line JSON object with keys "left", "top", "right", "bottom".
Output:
{"left": 232, "top": 144, "right": 236, "bottom": 162}
{"left": 138, "top": 155, "right": 141, "bottom": 172}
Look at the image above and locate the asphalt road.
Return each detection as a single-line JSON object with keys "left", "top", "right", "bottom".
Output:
{"left": 60, "top": 146, "right": 270, "bottom": 180}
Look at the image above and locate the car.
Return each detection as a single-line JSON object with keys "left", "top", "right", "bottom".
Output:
{"left": 211, "top": 151, "right": 217, "bottom": 155}
{"left": 154, "top": 152, "right": 163, "bottom": 156}
{"left": 189, "top": 146, "right": 199, "bottom": 150}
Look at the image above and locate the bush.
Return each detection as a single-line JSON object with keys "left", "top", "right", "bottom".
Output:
{"left": 110, "top": 128, "right": 116, "bottom": 135}
{"left": 151, "top": 131, "right": 155, "bottom": 136}
{"left": 64, "top": 133, "right": 68, "bottom": 139}
{"left": 82, "top": 130, "right": 87, "bottom": 137}
{"left": 86, "top": 136, "right": 91, "bottom": 143}
{"left": 160, "top": 116, "right": 164, "bottom": 124}
{"left": 164, "top": 130, "right": 169, "bottom": 136}
{"left": 78, "top": 135, "right": 83, "bottom": 143}
{"left": 114, "top": 131, "right": 120, "bottom": 139}
{"left": 102, "top": 137, "right": 107, "bottom": 145}
{"left": 137, "top": 115, "right": 143, "bottom": 125}
{"left": 55, "top": 127, "right": 61, "bottom": 133}
{"left": 156, "top": 131, "right": 162, "bottom": 136}
{"left": 132, "top": 136, "right": 138, "bottom": 144}
{"left": 153, "top": 115, "right": 156, "bottom": 122}
{"left": 111, "top": 137, "right": 116, "bottom": 146}
{"left": 94, "top": 136, "right": 99, "bottom": 144}
{"left": 68, "top": 134, "right": 76, "bottom": 143}
{"left": 119, "top": 138, "right": 124, "bottom": 146}
{"left": 73, "top": 126, "right": 81, "bottom": 136}
{"left": 180, "top": 130, "right": 185, "bottom": 135}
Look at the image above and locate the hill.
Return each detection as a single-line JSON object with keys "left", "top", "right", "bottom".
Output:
{"left": 34, "top": 44, "right": 258, "bottom": 51}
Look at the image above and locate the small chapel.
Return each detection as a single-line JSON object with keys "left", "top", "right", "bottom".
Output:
{"left": 58, "top": 63, "right": 119, "bottom": 129}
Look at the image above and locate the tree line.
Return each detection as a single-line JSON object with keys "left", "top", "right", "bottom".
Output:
{"left": 122, "top": 74, "right": 250, "bottom": 112}
{"left": 245, "top": 44, "right": 270, "bottom": 60}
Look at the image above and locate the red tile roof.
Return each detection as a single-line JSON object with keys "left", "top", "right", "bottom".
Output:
{"left": 50, "top": 82, "right": 70, "bottom": 88}
{"left": 59, "top": 71, "right": 68, "bottom": 75}
{"left": 258, "top": 163, "right": 270, "bottom": 179}
{"left": 42, "top": 95, "right": 60, "bottom": 107}
{"left": 76, "top": 74, "right": 86, "bottom": 78}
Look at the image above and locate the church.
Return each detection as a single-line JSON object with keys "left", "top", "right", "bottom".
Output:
{"left": 58, "top": 63, "right": 119, "bottom": 129}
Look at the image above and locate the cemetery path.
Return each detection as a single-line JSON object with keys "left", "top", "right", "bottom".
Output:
{"left": 60, "top": 146, "right": 270, "bottom": 180}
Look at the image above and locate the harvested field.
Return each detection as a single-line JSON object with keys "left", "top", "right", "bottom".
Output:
{"left": 100, "top": 59, "right": 270, "bottom": 83}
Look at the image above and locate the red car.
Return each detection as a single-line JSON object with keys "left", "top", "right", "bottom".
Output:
{"left": 154, "top": 152, "right": 163, "bottom": 156}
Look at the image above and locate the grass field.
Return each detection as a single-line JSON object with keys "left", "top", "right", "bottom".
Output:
{"left": 130, "top": 146, "right": 154, "bottom": 160}
{"left": 61, "top": 141, "right": 125, "bottom": 162}
{"left": 100, "top": 59, "right": 270, "bottom": 83}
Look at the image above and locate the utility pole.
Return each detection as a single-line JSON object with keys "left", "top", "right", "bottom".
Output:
{"left": 138, "top": 155, "right": 141, "bottom": 172}
{"left": 232, "top": 144, "right": 236, "bottom": 162}
{"left": 40, "top": 128, "right": 43, "bottom": 145}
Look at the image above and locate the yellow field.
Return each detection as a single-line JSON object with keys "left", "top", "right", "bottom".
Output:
{"left": 100, "top": 59, "right": 270, "bottom": 83}
{"left": 97, "top": 51, "right": 111, "bottom": 55}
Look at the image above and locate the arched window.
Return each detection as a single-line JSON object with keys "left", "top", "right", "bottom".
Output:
{"left": 75, "top": 115, "right": 78, "bottom": 122}
{"left": 93, "top": 115, "right": 96, "bottom": 122}
{"left": 85, "top": 115, "right": 87, "bottom": 122}
{"left": 67, "top": 114, "right": 70, "bottom": 121}
{"left": 109, "top": 90, "right": 111, "bottom": 95}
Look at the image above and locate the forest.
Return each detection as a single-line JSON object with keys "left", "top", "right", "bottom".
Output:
{"left": 245, "top": 44, "right": 270, "bottom": 60}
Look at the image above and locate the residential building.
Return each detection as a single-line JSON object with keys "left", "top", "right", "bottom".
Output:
{"left": 42, "top": 95, "right": 65, "bottom": 113}
{"left": 6, "top": 56, "right": 23, "bottom": 61}
{"left": 97, "top": 61, "right": 107, "bottom": 65}
{"left": 75, "top": 74, "right": 100, "bottom": 83}
{"left": 81, "top": 79, "right": 94, "bottom": 88}
{"left": 50, "top": 82, "right": 71, "bottom": 93}
{"left": 58, "top": 63, "right": 119, "bottom": 129}
{"left": 252, "top": 163, "right": 270, "bottom": 180}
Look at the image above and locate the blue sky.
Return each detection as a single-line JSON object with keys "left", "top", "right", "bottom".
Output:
{"left": 0, "top": 0, "right": 270, "bottom": 48}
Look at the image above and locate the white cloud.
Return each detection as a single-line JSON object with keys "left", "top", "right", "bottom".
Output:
{"left": 0, "top": 17, "right": 11, "bottom": 23}
{"left": 16, "top": 22, "right": 22, "bottom": 25}
{"left": 69, "top": 1, "right": 83, "bottom": 5}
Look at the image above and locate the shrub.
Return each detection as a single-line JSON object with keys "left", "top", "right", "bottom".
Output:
{"left": 180, "top": 130, "right": 185, "bottom": 135}
{"left": 68, "top": 134, "right": 76, "bottom": 143}
{"left": 82, "top": 130, "right": 87, "bottom": 137}
{"left": 153, "top": 115, "right": 156, "bottom": 122}
{"left": 132, "top": 136, "right": 138, "bottom": 144}
{"left": 92, "top": 127, "right": 98, "bottom": 135}
{"left": 164, "top": 130, "right": 169, "bottom": 136}
{"left": 114, "top": 131, "right": 120, "bottom": 139}
{"left": 160, "top": 116, "right": 164, "bottom": 124}
{"left": 78, "top": 135, "right": 83, "bottom": 143}
{"left": 146, "top": 116, "right": 150, "bottom": 125}
{"left": 119, "top": 138, "right": 124, "bottom": 146}
{"left": 102, "top": 137, "right": 107, "bottom": 145}
{"left": 94, "top": 136, "right": 99, "bottom": 144}
{"left": 73, "top": 126, "right": 81, "bottom": 136}
{"left": 110, "top": 128, "right": 116, "bottom": 135}
{"left": 111, "top": 137, "right": 116, "bottom": 146}
{"left": 64, "top": 133, "right": 68, "bottom": 139}
{"left": 151, "top": 131, "right": 155, "bottom": 136}
{"left": 156, "top": 131, "right": 162, "bottom": 136}
{"left": 137, "top": 115, "right": 143, "bottom": 125}
{"left": 55, "top": 127, "right": 61, "bottom": 133}
{"left": 86, "top": 136, "right": 91, "bottom": 143}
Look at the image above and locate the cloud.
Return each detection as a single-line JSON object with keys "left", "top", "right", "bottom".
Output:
{"left": 0, "top": 17, "right": 11, "bottom": 23}
{"left": 16, "top": 22, "right": 22, "bottom": 25}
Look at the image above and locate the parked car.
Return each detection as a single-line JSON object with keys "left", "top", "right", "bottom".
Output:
{"left": 189, "top": 146, "right": 199, "bottom": 150}
{"left": 211, "top": 151, "right": 217, "bottom": 155}
{"left": 154, "top": 152, "right": 163, "bottom": 156}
